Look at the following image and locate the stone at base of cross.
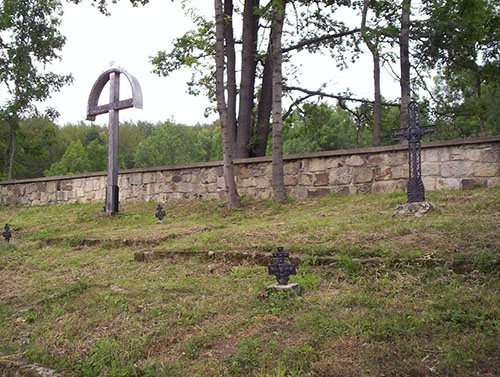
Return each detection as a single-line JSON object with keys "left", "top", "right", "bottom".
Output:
{"left": 267, "top": 282, "right": 301, "bottom": 296}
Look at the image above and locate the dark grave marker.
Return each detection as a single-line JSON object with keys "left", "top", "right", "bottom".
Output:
{"left": 268, "top": 246, "right": 297, "bottom": 285}
{"left": 87, "top": 67, "right": 143, "bottom": 214}
{"left": 2, "top": 224, "right": 11, "bottom": 243}
{"left": 390, "top": 101, "right": 438, "bottom": 203}
{"left": 155, "top": 205, "right": 166, "bottom": 222}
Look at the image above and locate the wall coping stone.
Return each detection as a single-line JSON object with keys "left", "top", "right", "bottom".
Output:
{"left": 1, "top": 136, "right": 499, "bottom": 186}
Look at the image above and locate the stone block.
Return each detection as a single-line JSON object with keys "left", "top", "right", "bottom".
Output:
{"left": 441, "top": 161, "right": 474, "bottom": 178}
{"left": 367, "top": 154, "right": 385, "bottom": 167}
{"left": 256, "top": 177, "right": 270, "bottom": 189}
{"left": 386, "top": 152, "right": 407, "bottom": 166}
{"left": 240, "top": 177, "right": 256, "bottom": 188}
{"left": 181, "top": 174, "right": 192, "bottom": 182}
{"left": 256, "top": 190, "right": 272, "bottom": 200}
{"left": 473, "top": 163, "right": 500, "bottom": 177}
{"left": 61, "top": 181, "right": 73, "bottom": 191}
{"left": 374, "top": 167, "right": 391, "bottom": 181}
{"left": 390, "top": 165, "right": 408, "bottom": 180}
{"left": 461, "top": 178, "right": 487, "bottom": 190}
{"left": 202, "top": 169, "right": 218, "bottom": 184}
{"left": 329, "top": 167, "right": 352, "bottom": 185}
{"left": 450, "top": 147, "right": 465, "bottom": 160}
{"left": 439, "top": 147, "right": 451, "bottom": 162}
{"left": 143, "top": 172, "right": 156, "bottom": 184}
{"left": 313, "top": 172, "right": 329, "bottom": 186}
{"left": 478, "top": 147, "right": 500, "bottom": 163}
{"left": 422, "top": 163, "right": 440, "bottom": 176}
{"left": 372, "top": 180, "right": 407, "bottom": 194}
{"left": 346, "top": 155, "right": 365, "bottom": 167}
{"left": 422, "top": 148, "right": 440, "bottom": 162}
{"left": 308, "top": 187, "right": 331, "bottom": 197}
{"left": 238, "top": 166, "right": 252, "bottom": 178}
{"left": 298, "top": 173, "right": 313, "bottom": 186}
{"left": 130, "top": 173, "right": 142, "bottom": 185}
{"left": 284, "top": 175, "right": 298, "bottom": 186}
{"left": 216, "top": 176, "right": 225, "bottom": 189}
{"left": 46, "top": 181, "right": 57, "bottom": 193}
{"left": 436, "top": 178, "right": 460, "bottom": 190}
{"left": 328, "top": 157, "right": 346, "bottom": 168}
{"left": 422, "top": 176, "right": 436, "bottom": 191}
{"left": 487, "top": 177, "right": 500, "bottom": 188}
{"left": 353, "top": 168, "right": 373, "bottom": 184}
{"left": 354, "top": 184, "right": 371, "bottom": 194}
{"left": 308, "top": 158, "right": 328, "bottom": 172}
{"left": 284, "top": 161, "right": 300, "bottom": 175}
{"left": 464, "top": 149, "right": 481, "bottom": 162}
{"left": 287, "top": 185, "right": 308, "bottom": 199}
{"left": 332, "top": 185, "right": 351, "bottom": 195}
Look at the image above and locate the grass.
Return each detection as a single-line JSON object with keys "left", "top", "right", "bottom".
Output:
{"left": 0, "top": 187, "right": 499, "bottom": 376}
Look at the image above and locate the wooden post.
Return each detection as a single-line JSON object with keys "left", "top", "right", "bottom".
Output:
{"left": 106, "top": 72, "right": 120, "bottom": 213}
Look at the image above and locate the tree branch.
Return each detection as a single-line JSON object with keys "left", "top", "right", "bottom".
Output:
{"left": 284, "top": 86, "right": 399, "bottom": 107}
{"left": 283, "top": 29, "right": 360, "bottom": 53}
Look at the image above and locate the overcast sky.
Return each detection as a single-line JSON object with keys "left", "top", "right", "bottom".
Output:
{"left": 43, "top": 0, "right": 402, "bottom": 127}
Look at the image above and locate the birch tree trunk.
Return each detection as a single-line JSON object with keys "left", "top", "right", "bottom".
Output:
{"left": 271, "top": 0, "right": 286, "bottom": 203}
{"left": 400, "top": 0, "right": 411, "bottom": 129}
{"left": 215, "top": 0, "right": 241, "bottom": 208}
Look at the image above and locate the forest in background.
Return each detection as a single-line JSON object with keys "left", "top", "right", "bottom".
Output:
{"left": 1, "top": 89, "right": 499, "bottom": 181}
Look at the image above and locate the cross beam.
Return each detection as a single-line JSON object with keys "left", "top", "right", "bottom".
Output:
{"left": 390, "top": 102, "right": 438, "bottom": 202}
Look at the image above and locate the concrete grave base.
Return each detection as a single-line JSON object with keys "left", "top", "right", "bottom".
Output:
{"left": 393, "top": 201, "right": 436, "bottom": 217}
{"left": 267, "top": 283, "right": 301, "bottom": 296}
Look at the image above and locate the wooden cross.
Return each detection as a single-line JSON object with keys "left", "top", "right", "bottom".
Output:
{"left": 86, "top": 68, "right": 142, "bottom": 213}
{"left": 268, "top": 247, "right": 296, "bottom": 285}
{"left": 390, "top": 102, "right": 438, "bottom": 202}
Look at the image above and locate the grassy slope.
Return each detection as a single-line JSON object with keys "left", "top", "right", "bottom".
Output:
{"left": 0, "top": 188, "right": 499, "bottom": 376}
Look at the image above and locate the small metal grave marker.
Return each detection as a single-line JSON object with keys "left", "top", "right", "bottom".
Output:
{"left": 87, "top": 67, "right": 143, "bottom": 213}
{"left": 268, "top": 246, "right": 296, "bottom": 285}
{"left": 2, "top": 224, "right": 11, "bottom": 243}
{"left": 390, "top": 102, "right": 438, "bottom": 202}
{"left": 155, "top": 205, "right": 166, "bottom": 222}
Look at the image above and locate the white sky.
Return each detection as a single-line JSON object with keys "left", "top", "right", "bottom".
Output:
{"left": 43, "top": 0, "right": 402, "bottom": 127}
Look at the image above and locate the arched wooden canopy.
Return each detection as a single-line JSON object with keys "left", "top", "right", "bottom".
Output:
{"left": 86, "top": 68, "right": 143, "bottom": 121}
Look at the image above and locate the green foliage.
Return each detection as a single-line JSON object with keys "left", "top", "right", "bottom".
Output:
{"left": 45, "top": 140, "right": 92, "bottom": 176}
{"left": 282, "top": 103, "right": 366, "bottom": 154}
{"left": 133, "top": 121, "right": 221, "bottom": 168}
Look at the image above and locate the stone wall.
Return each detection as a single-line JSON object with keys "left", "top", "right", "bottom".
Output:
{"left": 1, "top": 137, "right": 499, "bottom": 206}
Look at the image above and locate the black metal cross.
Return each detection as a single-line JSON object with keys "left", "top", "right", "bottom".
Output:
{"left": 155, "top": 205, "right": 166, "bottom": 222}
{"left": 268, "top": 247, "right": 296, "bottom": 285}
{"left": 2, "top": 224, "right": 11, "bottom": 243}
{"left": 390, "top": 102, "right": 438, "bottom": 202}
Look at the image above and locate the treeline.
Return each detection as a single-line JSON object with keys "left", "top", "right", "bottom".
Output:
{"left": 2, "top": 95, "right": 499, "bottom": 181}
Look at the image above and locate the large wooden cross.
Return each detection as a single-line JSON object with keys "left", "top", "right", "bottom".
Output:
{"left": 390, "top": 102, "right": 437, "bottom": 202}
{"left": 87, "top": 68, "right": 142, "bottom": 213}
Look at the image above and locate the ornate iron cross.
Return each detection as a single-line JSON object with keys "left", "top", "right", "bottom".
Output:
{"left": 390, "top": 102, "right": 438, "bottom": 202}
{"left": 86, "top": 67, "right": 143, "bottom": 213}
{"left": 268, "top": 247, "right": 296, "bottom": 285}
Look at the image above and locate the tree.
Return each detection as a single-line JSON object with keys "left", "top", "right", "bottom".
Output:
{"left": 0, "top": 0, "right": 72, "bottom": 180}
{"left": 214, "top": 0, "right": 241, "bottom": 208}
{"left": 271, "top": 0, "right": 286, "bottom": 203}
{"left": 45, "top": 140, "right": 91, "bottom": 176}
{"left": 399, "top": 0, "right": 411, "bottom": 129}
{"left": 415, "top": 0, "right": 500, "bottom": 137}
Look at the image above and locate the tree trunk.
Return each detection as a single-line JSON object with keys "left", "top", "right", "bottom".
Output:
{"left": 223, "top": 0, "right": 237, "bottom": 148}
{"left": 251, "top": 47, "right": 273, "bottom": 157}
{"left": 271, "top": 0, "right": 286, "bottom": 203}
{"left": 215, "top": 0, "right": 240, "bottom": 209}
{"left": 477, "top": 77, "right": 485, "bottom": 137}
{"left": 7, "top": 128, "right": 16, "bottom": 181}
{"left": 361, "top": 0, "right": 382, "bottom": 146}
{"left": 235, "top": 0, "right": 260, "bottom": 158}
{"left": 400, "top": 0, "right": 411, "bottom": 129}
